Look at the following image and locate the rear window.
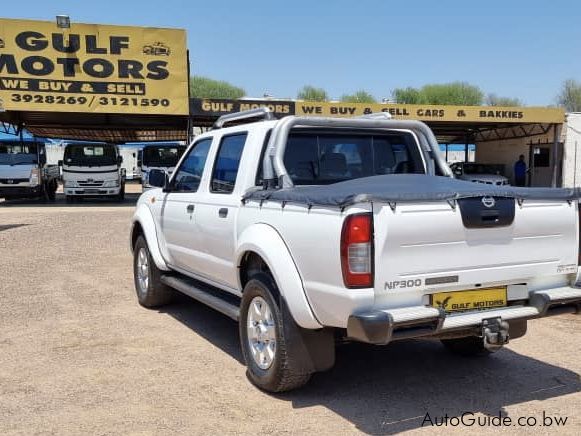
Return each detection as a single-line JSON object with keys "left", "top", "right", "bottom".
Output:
{"left": 281, "top": 131, "right": 425, "bottom": 185}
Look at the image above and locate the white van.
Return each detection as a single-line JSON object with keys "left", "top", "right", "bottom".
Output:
{"left": 140, "top": 143, "right": 185, "bottom": 190}
{"left": 60, "top": 142, "right": 125, "bottom": 202}
{"left": 0, "top": 139, "right": 59, "bottom": 201}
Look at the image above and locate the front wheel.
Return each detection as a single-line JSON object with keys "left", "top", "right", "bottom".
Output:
{"left": 239, "top": 274, "right": 311, "bottom": 392}
{"left": 133, "top": 235, "right": 174, "bottom": 307}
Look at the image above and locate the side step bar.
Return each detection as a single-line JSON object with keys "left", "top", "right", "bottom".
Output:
{"left": 161, "top": 275, "right": 241, "bottom": 321}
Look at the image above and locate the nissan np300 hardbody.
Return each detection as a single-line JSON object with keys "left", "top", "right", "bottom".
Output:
{"left": 130, "top": 109, "right": 581, "bottom": 392}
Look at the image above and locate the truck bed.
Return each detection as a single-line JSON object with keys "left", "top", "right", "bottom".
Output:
{"left": 244, "top": 174, "right": 581, "bottom": 207}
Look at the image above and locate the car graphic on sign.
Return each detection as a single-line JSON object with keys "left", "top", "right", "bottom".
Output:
{"left": 143, "top": 42, "right": 170, "bottom": 56}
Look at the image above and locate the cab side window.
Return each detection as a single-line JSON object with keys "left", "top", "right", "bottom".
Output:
{"left": 211, "top": 133, "right": 247, "bottom": 194}
{"left": 173, "top": 138, "right": 212, "bottom": 192}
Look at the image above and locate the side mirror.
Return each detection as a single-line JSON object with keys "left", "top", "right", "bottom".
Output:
{"left": 148, "top": 169, "right": 168, "bottom": 189}
{"left": 58, "top": 160, "right": 63, "bottom": 167}
{"left": 117, "top": 155, "right": 123, "bottom": 165}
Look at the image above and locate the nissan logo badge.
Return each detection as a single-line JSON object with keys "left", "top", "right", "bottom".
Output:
{"left": 481, "top": 196, "right": 496, "bottom": 208}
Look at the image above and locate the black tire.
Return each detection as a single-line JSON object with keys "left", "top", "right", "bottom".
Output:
{"left": 441, "top": 336, "right": 495, "bottom": 357}
{"left": 133, "top": 235, "right": 174, "bottom": 308}
{"left": 239, "top": 274, "right": 311, "bottom": 392}
{"left": 65, "top": 195, "right": 73, "bottom": 203}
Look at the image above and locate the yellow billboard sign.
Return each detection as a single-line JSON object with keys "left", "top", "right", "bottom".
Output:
{"left": 0, "top": 18, "right": 189, "bottom": 115}
{"left": 294, "top": 101, "right": 565, "bottom": 124}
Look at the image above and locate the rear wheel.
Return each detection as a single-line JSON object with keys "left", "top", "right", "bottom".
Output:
{"left": 441, "top": 336, "right": 495, "bottom": 357}
{"left": 239, "top": 274, "right": 311, "bottom": 392}
{"left": 133, "top": 235, "right": 174, "bottom": 307}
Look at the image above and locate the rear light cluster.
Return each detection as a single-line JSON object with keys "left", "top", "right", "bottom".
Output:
{"left": 341, "top": 213, "right": 373, "bottom": 288}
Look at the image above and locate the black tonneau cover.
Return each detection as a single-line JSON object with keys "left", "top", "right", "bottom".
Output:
{"left": 244, "top": 174, "right": 581, "bottom": 208}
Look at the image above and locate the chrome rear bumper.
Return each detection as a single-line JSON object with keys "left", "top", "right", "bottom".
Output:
{"left": 347, "top": 286, "right": 581, "bottom": 345}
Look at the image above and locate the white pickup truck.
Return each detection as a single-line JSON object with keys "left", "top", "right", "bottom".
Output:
{"left": 130, "top": 109, "right": 581, "bottom": 392}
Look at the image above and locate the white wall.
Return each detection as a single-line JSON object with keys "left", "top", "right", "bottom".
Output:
{"left": 562, "top": 113, "right": 581, "bottom": 187}
{"left": 475, "top": 126, "right": 563, "bottom": 187}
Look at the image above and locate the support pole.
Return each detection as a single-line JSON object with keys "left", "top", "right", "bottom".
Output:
{"left": 551, "top": 123, "right": 561, "bottom": 187}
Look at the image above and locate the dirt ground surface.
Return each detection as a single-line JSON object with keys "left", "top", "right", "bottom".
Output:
{"left": 1, "top": 184, "right": 580, "bottom": 435}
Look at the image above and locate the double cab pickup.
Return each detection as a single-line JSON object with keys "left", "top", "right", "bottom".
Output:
{"left": 131, "top": 109, "right": 581, "bottom": 392}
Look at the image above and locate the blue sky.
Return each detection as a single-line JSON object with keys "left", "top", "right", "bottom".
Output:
{"left": 1, "top": 0, "right": 580, "bottom": 106}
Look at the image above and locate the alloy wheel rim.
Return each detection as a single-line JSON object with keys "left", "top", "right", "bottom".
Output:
{"left": 247, "top": 296, "right": 276, "bottom": 369}
{"left": 137, "top": 247, "right": 149, "bottom": 294}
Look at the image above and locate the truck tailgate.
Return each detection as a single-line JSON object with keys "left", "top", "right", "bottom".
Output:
{"left": 373, "top": 199, "right": 578, "bottom": 304}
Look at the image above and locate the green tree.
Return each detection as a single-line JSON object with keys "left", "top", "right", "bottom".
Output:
{"left": 189, "top": 75, "right": 245, "bottom": 99}
{"left": 557, "top": 79, "right": 581, "bottom": 112}
{"left": 392, "top": 87, "right": 423, "bottom": 104}
{"left": 421, "top": 82, "right": 483, "bottom": 105}
{"left": 340, "top": 90, "right": 377, "bottom": 103}
{"left": 392, "top": 82, "right": 483, "bottom": 105}
{"left": 297, "top": 85, "right": 328, "bottom": 102}
{"left": 486, "top": 93, "right": 522, "bottom": 106}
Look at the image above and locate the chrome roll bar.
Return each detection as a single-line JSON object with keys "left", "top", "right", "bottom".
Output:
{"left": 213, "top": 107, "right": 275, "bottom": 130}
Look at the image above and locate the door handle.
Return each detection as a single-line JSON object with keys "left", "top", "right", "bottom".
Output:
{"left": 186, "top": 204, "right": 195, "bottom": 213}
{"left": 218, "top": 207, "right": 228, "bottom": 218}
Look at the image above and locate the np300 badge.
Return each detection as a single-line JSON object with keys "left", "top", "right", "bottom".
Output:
{"left": 384, "top": 279, "right": 422, "bottom": 291}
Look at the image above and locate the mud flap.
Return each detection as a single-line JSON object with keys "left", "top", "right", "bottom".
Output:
{"left": 507, "top": 319, "right": 527, "bottom": 340}
{"left": 280, "top": 297, "right": 335, "bottom": 373}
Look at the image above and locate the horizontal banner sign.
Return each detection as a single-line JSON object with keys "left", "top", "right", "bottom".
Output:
{"left": 190, "top": 98, "right": 295, "bottom": 119}
{"left": 0, "top": 18, "right": 189, "bottom": 115}
{"left": 191, "top": 98, "right": 565, "bottom": 124}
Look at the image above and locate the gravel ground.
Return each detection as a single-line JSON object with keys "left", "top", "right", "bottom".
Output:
{"left": 1, "top": 187, "right": 580, "bottom": 435}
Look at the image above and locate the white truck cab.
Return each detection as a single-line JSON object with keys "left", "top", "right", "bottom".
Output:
{"left": 0, "top": 139, "right": 59, "bottom": 201}
{"left": 140, "top": 143, "right": 186, "bottom": 191}
{"left": 131, "top": 109, "right": 581, "bottom": 392}
{"left": 60, "top": 142, "right": 125, "bottom": 202}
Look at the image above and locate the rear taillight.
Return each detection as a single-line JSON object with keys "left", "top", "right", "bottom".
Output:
{"left": 341, "top": 213, "right": 373, "bottom": 288}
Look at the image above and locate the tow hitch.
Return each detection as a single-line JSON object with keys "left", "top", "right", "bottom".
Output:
{"left": 482, "top": 317, "right": 509, "bottom": 351}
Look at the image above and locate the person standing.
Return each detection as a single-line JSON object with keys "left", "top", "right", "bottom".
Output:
{"left": 514, "top": 154, "right": 527, "bottom": 187}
